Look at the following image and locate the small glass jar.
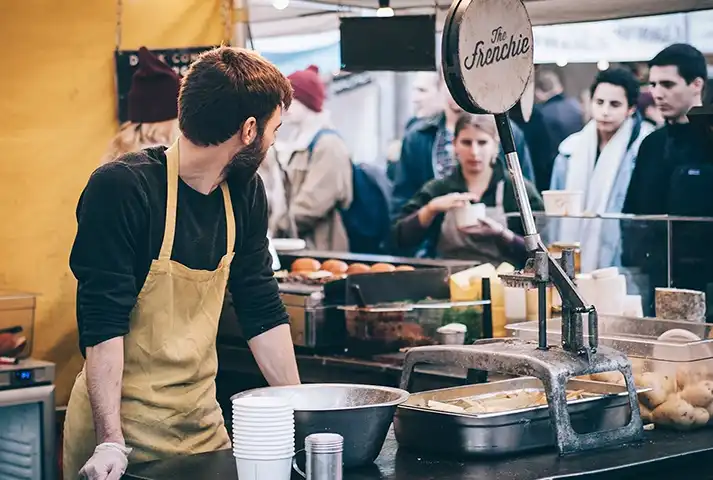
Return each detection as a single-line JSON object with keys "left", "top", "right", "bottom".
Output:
{"left": 548, "top": 242, "right": 581, "bottom": 275}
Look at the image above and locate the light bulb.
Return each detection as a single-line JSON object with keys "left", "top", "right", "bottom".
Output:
{"left": 376, "top": 7, "right": 394, "bottom": 17}
{"left": 273, "top": 0, "right": 289, "bottom": 10}
{"left": 556, "top": 59, "right": 568, "bottom": 67}
{"left": 597, "top": 60, "right": 610, "bottom": 71}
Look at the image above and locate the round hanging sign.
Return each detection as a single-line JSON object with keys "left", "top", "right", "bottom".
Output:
{"left": 442, "top": 0, "right": 534, "bottom": 115}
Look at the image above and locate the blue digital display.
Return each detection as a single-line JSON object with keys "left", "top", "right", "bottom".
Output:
{"left": 14, "top": 370, "right": 32, "bottom": 381}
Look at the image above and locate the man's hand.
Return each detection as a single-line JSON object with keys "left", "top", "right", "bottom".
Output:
{"left": 248, "top": 324, "right": 300, "bottom": 386}
{"left": 79, "top": 442, "right": 132, "bottom": 480}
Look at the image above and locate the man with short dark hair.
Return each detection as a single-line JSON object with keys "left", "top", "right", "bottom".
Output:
{"left": 624, "top": 43, "right": 707, "bottom": 214}
{"left": 622, "top": 43, "right": 711, "bottom": 315}
{"left": 63, "top": 46, "right": 301, "bottom": 480}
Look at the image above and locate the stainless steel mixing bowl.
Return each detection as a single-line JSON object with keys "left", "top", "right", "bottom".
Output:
{"left": 231, "top": 383, "right": 409, "bottom": 468}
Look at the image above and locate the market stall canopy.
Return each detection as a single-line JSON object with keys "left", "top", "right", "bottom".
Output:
{"left": 248, "top": 0, "right": 713, "bottom": 38}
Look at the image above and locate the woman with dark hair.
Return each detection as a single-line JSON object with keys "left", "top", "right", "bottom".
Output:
{"left": 549, "top": 67, "right": 654, "bottom": 271}
{"left": 391, "top": 113, "right": 543, "bottom": 266}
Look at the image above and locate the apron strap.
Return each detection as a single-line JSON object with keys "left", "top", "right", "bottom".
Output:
{"left": 220, "top": 182, "right": 236, "bottom": 254}
{"left": 495, "top": 180, "right": 505, "bottom": 208}
{"left": 159, "top": 142, "right": 180, "bottom": 260}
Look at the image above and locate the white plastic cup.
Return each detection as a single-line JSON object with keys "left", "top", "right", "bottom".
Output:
{"left": 232, "top": 397, "right": 292, "bottom": 409}
{"left": 542, "top": 190, "right": 583, "bottom": 216}
{"left": 235, "top": 457, "right": 292, "bottom": 480}
{"left": 233, "top": 444, "right": 294, "bottom": 455}
{"left": 454, "top": 202, "right": 486, "bottom": 228}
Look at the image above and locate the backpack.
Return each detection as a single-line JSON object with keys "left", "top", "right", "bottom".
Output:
{"left": 307, "top": 129, "right": 392, "bottom": 254}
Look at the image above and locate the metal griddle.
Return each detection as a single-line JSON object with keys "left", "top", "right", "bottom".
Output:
{"left": 400, "top": 0, "right": 643, "bottom": 455}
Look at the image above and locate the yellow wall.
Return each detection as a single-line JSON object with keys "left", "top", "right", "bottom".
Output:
{"left": 0, "top": 0, "right": 224, "bottom": 405}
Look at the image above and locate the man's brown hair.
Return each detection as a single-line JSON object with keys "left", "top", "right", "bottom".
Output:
{"left": 179, "top": 47, "right": 293, "bottom": 146}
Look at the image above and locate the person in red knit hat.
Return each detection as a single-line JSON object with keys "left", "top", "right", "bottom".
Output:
{"left": 266, "top": 64, "right": 354, "bottom": 251}
{"left": 101, "top": 47, "right": 181, "bottom": 163}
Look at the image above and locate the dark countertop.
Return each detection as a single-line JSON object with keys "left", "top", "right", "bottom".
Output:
{"left": 124, "top": 427, "right": 713, "bottom": 480}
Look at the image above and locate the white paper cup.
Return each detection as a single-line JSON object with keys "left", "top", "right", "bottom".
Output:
{"left": 233, "top": 397, "right": 292, "bottom": 409}
{"left": 232, "top": 406, "right": 293, "bottom": 413}
{"left": 454, "top": 202, "right": 486, "bottom": 228}
{"left": 233, "top": 423, "right": 294, "bottom": 431}
{"left": 233, "top": 444, "right": 294, "bottom": 454}
{"left": 235, "top": 457, "right": 292, "bottom": 480}
{"left": 232, "top": 412, "right": 294, "bottom": 421}
{"left": 542, "top": 190, "right": 583, "bottom": 216}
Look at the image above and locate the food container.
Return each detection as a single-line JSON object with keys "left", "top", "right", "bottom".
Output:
{"left": 394, "top": 377, "right": 644, "bottom": 456}
{"left": 542, "top": 190, "right": 584, "bottom": 216}
{"left": 507, "top": 315, "right": 713, "bottom": 431}
{"left": 341, "top": 300, "right": 488, "bottom": 353}
{"left": 0, "top": 291, "right": 37, "bottom": 359}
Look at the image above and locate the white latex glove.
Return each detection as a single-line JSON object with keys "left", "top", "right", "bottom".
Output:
{"left": 79, "top": 442, "right": 132, "bottom": 480}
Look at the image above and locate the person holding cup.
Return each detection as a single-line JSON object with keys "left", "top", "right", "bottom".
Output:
{"left": 391, "top": 113, "right": 543, "bottom": 265}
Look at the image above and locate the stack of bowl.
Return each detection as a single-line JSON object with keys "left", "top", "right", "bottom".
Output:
{"left": 232, "top": 396, "right": 295, "bottom": 480}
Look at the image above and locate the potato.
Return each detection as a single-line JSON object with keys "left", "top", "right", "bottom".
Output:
{"left": 591, "top": 372, "right": 624, "bottom": 384}
{"left": 693, "top": 407, "right": 710, "bottom": 427}
{"left": 676, "top": 366, "right": 709, "bottom": 391}
{"left": 639, "top": 372, "right": 676, "bottom": 410}
{"left": 679, "top": 381, "right": 713, "bottom": 408}
{"left": 706, "top": 402, "right": 713, "bottom": 424}
{"left": 630, "top": 357, "right": 647, "bottom": 377}
{"left": 651, "top": 397, "right": 697, "bottom": 430}
{"left": 638, "top": 402, "right": 653, "bottom": 424}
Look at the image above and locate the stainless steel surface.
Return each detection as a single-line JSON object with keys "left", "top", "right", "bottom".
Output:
{"left": 507, "top": 315, "right": 713, "bottom": 362}
{"left": 280, "top": 289, "right": 334, "bottom": 348}
{"left": 306, "top": 433, "right": 343, "bottom": 480}
{"left": 399, "top": 343, "right": 645, "bottom": 455}
{"left": 232, "top": 384, "right": 409, "bottom": 468}
{"left": 395, "top": 377, "right": 646, "bottom": 456}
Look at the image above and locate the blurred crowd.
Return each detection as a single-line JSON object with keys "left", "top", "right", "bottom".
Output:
{"left": 102, "top": 43, "right": 712, "bottom": 301}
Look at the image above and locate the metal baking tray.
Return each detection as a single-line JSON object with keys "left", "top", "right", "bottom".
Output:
{"left": 394, "top": 377, "right": 648, "bottom": 457}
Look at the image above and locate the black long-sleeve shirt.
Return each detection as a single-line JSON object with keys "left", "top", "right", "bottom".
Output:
{"left": 70, "top": 147, "right": 288, "bottom": 355}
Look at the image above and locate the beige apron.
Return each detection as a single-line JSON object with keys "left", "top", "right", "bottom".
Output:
{"left": 437, "top": 180, "right": 508, "bottom": 263}
{"left": 63, "top": 142, "right": 234, "bottom": 478}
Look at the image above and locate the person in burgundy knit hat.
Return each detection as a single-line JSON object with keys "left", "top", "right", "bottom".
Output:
{"left": 287, "top": 65, "right": 325, "bottom": 113}
{"left": 101, "top": 47, "right": 181, "bottom": 163}
{"left": 270, "top": 64, "right": 354, "bottom": 251}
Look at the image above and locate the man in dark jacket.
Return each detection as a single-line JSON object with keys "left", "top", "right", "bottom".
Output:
{"left": 534, "top": 68, "right": 584, "bottom": 150}
{"left": 622, "top": 43, "right": 711, "bottom": 317}
{"left": 391, "top": 82, "right": 535, "bottom": 221}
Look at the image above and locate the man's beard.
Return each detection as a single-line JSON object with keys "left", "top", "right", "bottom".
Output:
{"left": 222, "top": 134, "right": 269, "bottom": 183}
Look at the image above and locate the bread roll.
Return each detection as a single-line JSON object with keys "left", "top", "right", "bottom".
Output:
{"left": 321, "top": 259, "right": 349, "bottom": 275}
{"left": 394, "top": 265, "right": 415, "bottom": 272}
{"left": 346, "top": 263, "right": 371, "bottom": 275}
{"left": 291, "top": 257, "right": 321, "bottom": 273}
{"left": 370, "top": 263, "right": 396, "bottom": 273}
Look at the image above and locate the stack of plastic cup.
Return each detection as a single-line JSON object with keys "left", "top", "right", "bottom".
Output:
{"left": 232, "top": 396, "right": 295, "bottom": 480}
